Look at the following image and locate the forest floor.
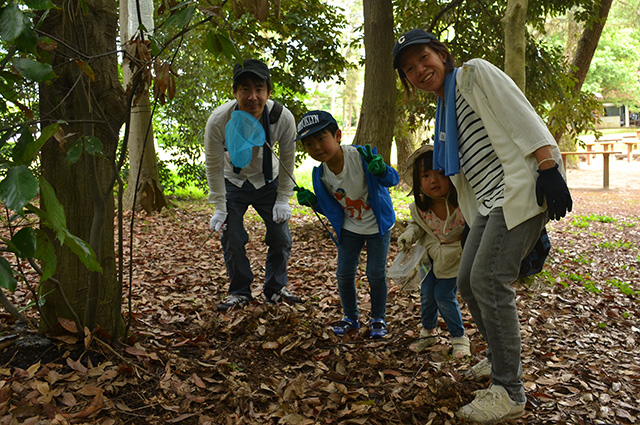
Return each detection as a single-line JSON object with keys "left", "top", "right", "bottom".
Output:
{"left": 1, "top": 156, "right": 639, "bottom": 425}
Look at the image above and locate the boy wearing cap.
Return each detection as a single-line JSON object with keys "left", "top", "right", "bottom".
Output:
{"left": 295, "top": 110, "right": 399, "bottom": 338}
{"left": 204, "top": 59, "right": 302, "bottom": 311}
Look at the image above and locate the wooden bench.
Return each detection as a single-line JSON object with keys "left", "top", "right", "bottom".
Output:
{"left": 583, "top": 141, "right": 596, "bottom": 165}
{"left": 561, "top": 151, "right": 621, "bottom": 189}
{"left": 622, "top": 136, "right": 638, "bottom": 162}
{"left": 595, "top": 137, "right": 618, "bottom": 152}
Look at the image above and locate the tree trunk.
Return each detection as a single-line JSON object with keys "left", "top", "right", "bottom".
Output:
{"left": 501, "top": 0, "right": 529, "bottom": 92}
{"left": 570, "top": 0, "right": 613, "bottom": 92}
{"left": 353, "top": 0, "right": 396, "bottom": 163}
{"left": 394, "top": 112, "right": 419, "bottom": 182}
{"left": 38, "top": 0, "right": 126, "bottom": 337}
{"left": 554, "top": 0, "right": 613, "bottom": 142}
{"left": 121, "top": 88, "right": 168, "bottom": 213}
{"left": 121, "top": 0, "right": 168, "bottom": 213}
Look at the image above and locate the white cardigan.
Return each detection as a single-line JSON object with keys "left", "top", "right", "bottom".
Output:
{"left": 452, "top": 58, "right": 566, "bottom": 230}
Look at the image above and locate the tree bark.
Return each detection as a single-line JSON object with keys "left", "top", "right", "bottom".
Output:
{"left": 502, "top": 0, "right": 529, "bottom": 93}
{"left": 121, "top": 0, "right": 167, "bottom": 213}
{"left": 570, "top": 0, "right": 613, "bottom": 92}
{"left": 554, "top": 0, "right": 613, "bottom": 142}
{"left": 353, "top": 0, "right": 396, "bottom": 163}
{"left": 38, "top": 0, "right": 126, "bottom": 337}
{"left": 394, "top": 112, "right": 420, "bottom": 183}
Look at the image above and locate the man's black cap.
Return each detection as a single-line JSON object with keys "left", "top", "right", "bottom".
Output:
{"left": 392, "top": 29, "right": 438, "bottom": 69}
{"left": 233, "top": 59, "right": 270, "bottom": 82}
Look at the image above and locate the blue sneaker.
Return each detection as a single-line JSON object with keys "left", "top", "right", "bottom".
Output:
{"left": 332, "top": 317, "right": 360, "bottom": 335}
{"left": 369, "top": 318, "right": 388, "bottom": 339}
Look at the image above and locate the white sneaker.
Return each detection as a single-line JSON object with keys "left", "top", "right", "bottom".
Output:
{"left": 464, "top": 357, "right": 492, "bottom": 381}
{"left": 451, "top": 335, "right": 471, "bottom": 359}
{"left": 456, "top": 384, "right": 525, "bottom": 424}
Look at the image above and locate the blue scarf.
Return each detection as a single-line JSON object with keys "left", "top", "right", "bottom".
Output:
{"left": 433, "top": 68, "right": 460, "bottom": 176}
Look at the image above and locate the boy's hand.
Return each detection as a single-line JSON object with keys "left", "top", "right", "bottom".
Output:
{"left": 357, "top": 144, "right": 386, "bottom": 176}
{"left": 294, "top": 186, "right": 317, "bottom": 207}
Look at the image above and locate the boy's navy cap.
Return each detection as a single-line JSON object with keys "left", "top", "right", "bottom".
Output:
{"left": 393, "top": 29, "right": 438, "bottom": 69}
{"left": 295, "top": 110, "right": 337, "bottom": 141}
{"left": 233, "top": 59, "right": 270, "bottom": 82}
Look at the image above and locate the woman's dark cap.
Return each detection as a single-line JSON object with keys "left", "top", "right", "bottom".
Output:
{"left": 392, "top": 29, "right": 438, "bottom": 69}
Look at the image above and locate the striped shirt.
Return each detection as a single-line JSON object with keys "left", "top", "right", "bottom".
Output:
{"left": 456, "top": 87, "right": 505, "bottom": 215}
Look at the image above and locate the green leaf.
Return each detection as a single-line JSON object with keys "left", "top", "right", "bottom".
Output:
{"left": 83, "top": 136, "right": 103, "bottom": 155}
{"left": 0, "top": 2, "right": 27, "bottom": 43}
{"left": 24, "top": 0, "right": 56, "bottom": 10}
{"left": 17, "top": 123, "right": 59, "bottom": 165}
{"left": 12, "top": 227, "right": 37, "bottom": 258}
{"left": 34, "top": 229, "right": 56, "bottom": 281}
{"left": 149, "top": 37, "right": 162, "bottom": 57}
{"left": 12, "top": 58, "right": 56, "bottom": 83}
{"left": 204, "top": 31, "right": 223, "bottom": 56}
{"left": 65, "top": 139, "right": 83, "bottom": 165}
{"left": 12, "top": 126, "right": 35, "bottom": 164}
{"left": 38, "top": 177, "right": 66, "bottom": 238}
{"left": 164, "top": 5, "right": 194, "bottom": 29}
{"left": 0, "top": 165, "right": 39, "bottom": 212}
{"left": 15, "top": 28, "right": 39, "bottom": 54}
{"left": 217, "top": 32, "right": 238, "bottom": 60}
{"left": 61, "top": 229, "right": 102, "bottom": 273}
{"left": 0, "top": 257, "right": 17, "bottom": 291}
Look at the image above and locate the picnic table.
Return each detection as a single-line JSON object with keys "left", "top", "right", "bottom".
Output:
{"left": 594, "top": 136, "right": 618, "bottom": 152}
{"left": 561, "top": 151, "right": 621, "bottom": 189}
{"left": 622, "top": 136, "right": 638, "bottom": 163}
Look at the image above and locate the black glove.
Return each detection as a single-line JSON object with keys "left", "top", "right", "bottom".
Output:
{"left": 535, "top": 164, "right": 573, "bottom": 221}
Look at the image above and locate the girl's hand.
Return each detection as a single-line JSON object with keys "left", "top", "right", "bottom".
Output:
{"left": 397, "top": 233, "right": 412, "bottom": 251}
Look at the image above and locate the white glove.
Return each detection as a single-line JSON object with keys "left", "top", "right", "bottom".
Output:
{"left": 397, "top": 232, "right": 412, "bottom": 252}
{"left": 272, "top": 201, "right": 291, "bottom": 224}
{"left": 209, "top": 211, "right": 227, "bottom": 232}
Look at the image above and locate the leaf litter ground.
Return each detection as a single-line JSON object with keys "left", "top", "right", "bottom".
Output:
{"left": 1, "top": 159, "right": 639, "bottom": 424}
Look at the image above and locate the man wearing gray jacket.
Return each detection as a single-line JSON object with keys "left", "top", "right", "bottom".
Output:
{"left": 204, "top": 59, "right": 301, "bottom": 311}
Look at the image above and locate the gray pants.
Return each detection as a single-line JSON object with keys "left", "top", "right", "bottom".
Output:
{"left": 221, "top": 178, "right": 291, "bottom": 298}
{"left": 458, "top": 207, "right": 546, "bottom": 404}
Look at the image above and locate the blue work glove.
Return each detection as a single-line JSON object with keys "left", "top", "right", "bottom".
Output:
{"left": 356, "top": 144, "right": 386, "bottom": 176}
{"left": 294, "top": 186, "right": 317, "bottom": 208}
{"left": 535, "top": 164, "right": 573, "bottom": 221}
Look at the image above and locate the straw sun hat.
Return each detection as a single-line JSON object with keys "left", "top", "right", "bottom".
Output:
{"left": 402, "top": 144, "right": 434, "bottom": 191}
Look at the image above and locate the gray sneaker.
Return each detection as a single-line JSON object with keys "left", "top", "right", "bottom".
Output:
{"left": 410, "top": 329, "right": 438, "bottom": 352}
{"left": 456, "top": 384, "right": 525, "bottom": 423}
{"left": 464, "top": 357, "right": 492, "bottom": 381}
{"left": 217, "top": 294, "right": 252, "bottom": 311}
{"left": 266, "top": 287, "right": 302, "bottom": 304}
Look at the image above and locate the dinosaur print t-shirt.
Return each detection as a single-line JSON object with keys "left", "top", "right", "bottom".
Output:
{"left": 321, "top": 145, "right": 379, "bottom": 235}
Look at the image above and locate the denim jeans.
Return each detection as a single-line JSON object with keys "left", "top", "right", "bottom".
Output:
{"left": 336, "top": 229, "right": 391, "bottom": 321}
{"left": 221, "top": 178, "right": 291, "bottom": 298}
{"left": 420, "top": 270, "right": 465, "bottom": 338}
{"left": 457, "top": 207, "right": 546, "bottom": 404}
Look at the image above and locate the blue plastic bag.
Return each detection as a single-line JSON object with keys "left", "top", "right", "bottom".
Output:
{"left": 225, "top": 110, "right": 265, "bottom": 168}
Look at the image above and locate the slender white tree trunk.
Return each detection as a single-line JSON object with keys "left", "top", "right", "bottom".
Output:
{"left": 120, "top": 0, "right": 167, "bottom": 212}
{"left": 502, "top": 0, "right": 529, "bottom": 93}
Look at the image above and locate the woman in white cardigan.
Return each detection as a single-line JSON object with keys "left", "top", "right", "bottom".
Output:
{"left": 393, "top": 29, "right": 572, "bottom": 424}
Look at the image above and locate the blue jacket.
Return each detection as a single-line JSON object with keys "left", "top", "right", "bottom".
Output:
{"left": 312, "top": 145, "right": 399, "bottom": 242}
